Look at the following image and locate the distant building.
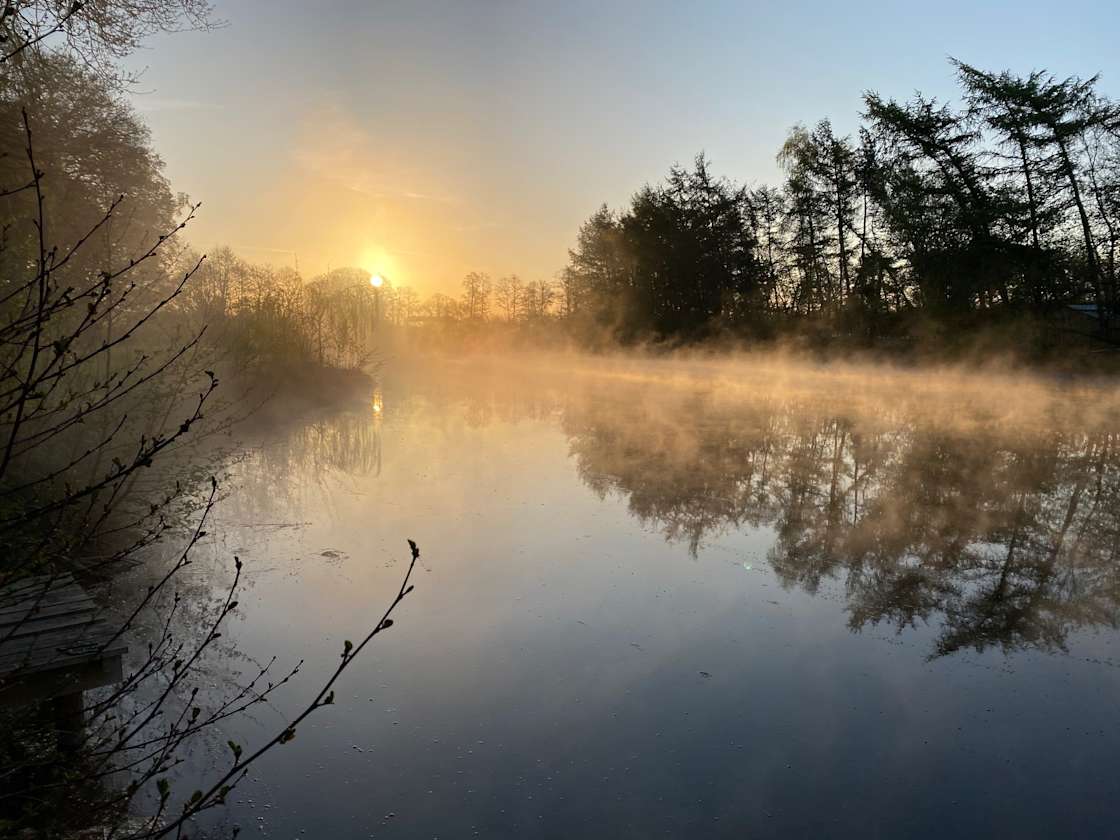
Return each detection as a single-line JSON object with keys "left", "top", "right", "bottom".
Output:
{"left": 1054, "top": 302, "right": 1119, "bottom": 347}
{"left": 1066, "top": 303, "right": 1100, "bottom": 319}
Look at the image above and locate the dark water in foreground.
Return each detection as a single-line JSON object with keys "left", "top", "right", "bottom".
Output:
{"left": 177, "top": 358, "right": 1120, "bottom": 838}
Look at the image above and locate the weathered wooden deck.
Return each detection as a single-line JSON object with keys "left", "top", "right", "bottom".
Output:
{"left": 0, "top": 573, "right": 126, "bottom": 707}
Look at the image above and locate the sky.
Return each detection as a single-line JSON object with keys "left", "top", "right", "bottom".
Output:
{"left": 124, "top": 0, "right": 1120, "bottom": 297}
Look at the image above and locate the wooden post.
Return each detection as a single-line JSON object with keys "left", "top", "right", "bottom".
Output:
{"left": 52, "top": 690, "right": 85, "bottom": 753}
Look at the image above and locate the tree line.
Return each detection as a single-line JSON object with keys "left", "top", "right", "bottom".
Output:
{"left": 559, "top": 60, "right": 1120, "bottom": 346}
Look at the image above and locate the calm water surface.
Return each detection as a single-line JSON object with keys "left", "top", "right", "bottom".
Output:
{"left": 178, "top": 357, "right": 1120, "bottom": 838}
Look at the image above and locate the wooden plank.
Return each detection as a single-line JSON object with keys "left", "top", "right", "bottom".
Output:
{"left": 0, "top": 579, "right": 90, "bottom": 609}
{"left": 0, "top": 573, "right": 85, "bottom": 600}
{"left": 1, "top": 611, "right": 101, "bottom": 639}
{"left": 0, "top": 636, "right": 117, "bottom": 671}
{"left": 0, "top": 579, "right": 91, "bottom": 621}
{"left": 0, "top": 651, "right": 125, "bottom": 706}
{"left": 0, "top": 620, "right": 115, "bottom": 654}
{"left": 0, "top": 636, "right": 124, "bottom": 672}
{"left": 0, "top": 572, "right": 126, "bottom": 684}
{"left": 0, "top": 584, "right": 91, "bottom": 609}
{"left": 0, "top": 600, "right": 96, "bottom": 627}
{"left": 0, "top": 597, "right": 96, "bottom": 621}
{"left": 0, "top": 638, "right": 122, "bottom": 676}
{"left": 0, "top": 600, "right": 93, "bottom": 622}
{"left": 0, "top": 575, "right": 73, "bottom": 598}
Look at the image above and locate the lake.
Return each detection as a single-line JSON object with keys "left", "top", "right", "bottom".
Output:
{"left": 173, "top": 355, "right": 1120, "bottom": 838}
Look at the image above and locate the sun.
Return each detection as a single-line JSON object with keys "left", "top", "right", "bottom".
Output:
{"left": 359, "top": 245, "right": 398, "bottom": 285}
{"left": 369, "top": 273, "right": 384, "bottom": 288}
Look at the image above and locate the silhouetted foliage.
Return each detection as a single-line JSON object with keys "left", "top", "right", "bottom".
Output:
{"left": 559, "top": 59, "right": 1120, "bottom": 349}
{"left": 0, "top": 0, "right": 215, "bottom": 80}
{"left": 562, "top": 155, "right": 762, "bottom": 340}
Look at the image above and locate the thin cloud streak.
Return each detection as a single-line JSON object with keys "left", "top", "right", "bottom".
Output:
{"left": 133, "top": 96, "right": 223, "bottom": 113}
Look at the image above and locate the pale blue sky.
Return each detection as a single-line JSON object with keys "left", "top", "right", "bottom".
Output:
{"left": 124, "top": 0, "right": 1120, "bottom": 293}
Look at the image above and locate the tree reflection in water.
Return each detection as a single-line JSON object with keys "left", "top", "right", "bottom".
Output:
{"left": 244, "top": 361, "right": 1120, "bottom": 662}
{"left": 228, "top": 393, "right": 384, "bottom": 527}
{"left": 557, "top": 376, "right": 1120, "bottom": 660}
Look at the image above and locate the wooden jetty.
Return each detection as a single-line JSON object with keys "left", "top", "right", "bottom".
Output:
{"left": 0, "top": 573, "right": 126, "bottom": 739}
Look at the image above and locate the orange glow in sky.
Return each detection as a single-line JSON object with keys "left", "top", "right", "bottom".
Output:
{"left": 126, "top": 1, "right": 1120, "bottom": 298}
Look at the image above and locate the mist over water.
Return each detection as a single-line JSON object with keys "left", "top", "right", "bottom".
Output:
{"left": 178, "top": 354, "right": 1120, "bottom": 838}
